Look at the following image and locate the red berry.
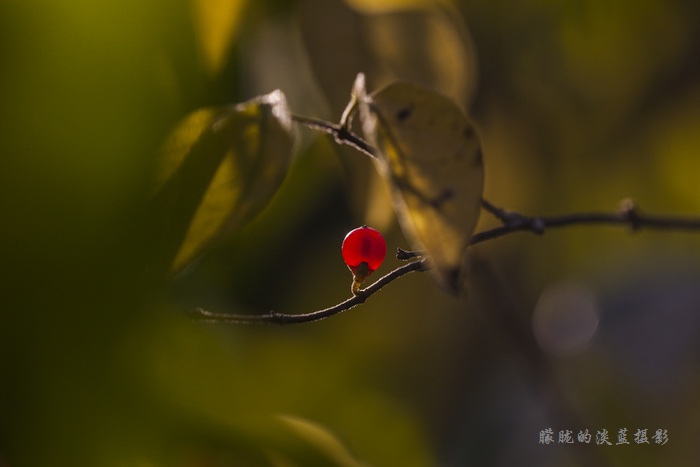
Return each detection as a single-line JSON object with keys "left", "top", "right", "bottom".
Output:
{"left": 342, "top": 227, "right": 386, "bottom": 275}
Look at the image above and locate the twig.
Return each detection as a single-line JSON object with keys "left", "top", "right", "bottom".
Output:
{"left": 481, "top": 198, "right": 522, "bottom": 225}
{"left": 472, "top": 198, "right": 700, "bottom": 245}
{"left": 291, "top": 114, "right": 378, "bottom": 160}
{"left": 396, "top": 247, "right": 425, "bottom": 260}
{"left": 189, "top": 258, "right": 428, "bottom": 325}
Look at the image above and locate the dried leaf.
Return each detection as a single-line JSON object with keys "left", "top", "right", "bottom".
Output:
{"left": 357, "top": 74, "right": 484, "bottom": 291}
{"left": 298, "top": 0, "right": 477, "bottom": 228}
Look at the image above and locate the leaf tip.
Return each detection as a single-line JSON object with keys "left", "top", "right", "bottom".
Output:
{"left": 262, "top": 89, "right": 293, "bottom": 133}
{"left": 352, "top": 72, "right": 367, "bottom": 99}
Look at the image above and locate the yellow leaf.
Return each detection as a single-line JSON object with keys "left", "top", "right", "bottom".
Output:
{"left": 343, "top": 0, "right": 437, "bottom": 14}
{"left": 278, "top": 414, "right": 368, "bottom": 467}
{"left": 191, "top": 0, "right": 249, "bottom": 75}
{"left": 357, "top": 74, "right": 484, "bottom": 291}
{"left": 153, "top": 90, "right": 294, "bottom": 275}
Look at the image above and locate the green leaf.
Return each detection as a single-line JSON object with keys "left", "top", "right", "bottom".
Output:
{"left": 356, "top": 74, "right": 484, "bottom": 291}
{"left": 153, "top": 90, "right": 295, "bottom": 275}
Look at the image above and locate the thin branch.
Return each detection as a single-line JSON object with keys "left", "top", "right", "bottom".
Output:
{"left": 471, "top": 199, "right": 700, "bottom": 245}
{"left": 189, "top": 258, "right": 429, "bottom": 325}
{"left": 481, "top": 198, "right": 521, "bottom": 225}
{"left": 291, "top": 114, "right": 378, "bottom": 160}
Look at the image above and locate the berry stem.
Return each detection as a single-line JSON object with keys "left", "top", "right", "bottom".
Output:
{"left": 351, "top": 278, "right": 362, "bottom": 296}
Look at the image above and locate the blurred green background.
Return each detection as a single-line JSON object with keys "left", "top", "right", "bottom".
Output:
{"left": 2, "top": 0, "right": 700, "bottom": 465}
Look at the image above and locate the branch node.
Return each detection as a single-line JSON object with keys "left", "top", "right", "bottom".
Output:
{"left": 619, "top": 198, "right": 641, "bottom": 231}
{"left": 482, "top": 199, "right": 522, "bottom": 226}
{"left": 531, "top": 217, "right": 546, "bottom": 234}
{"left": 334, "top": 126, "right": 351, "bottom": 146}
{"left": 396, "top": 247, "right": 424, "bottom": 260}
